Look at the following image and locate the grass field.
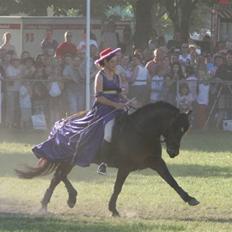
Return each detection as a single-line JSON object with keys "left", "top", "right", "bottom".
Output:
{"left": 0, "top": 129, "right": 232, "bottom": 232}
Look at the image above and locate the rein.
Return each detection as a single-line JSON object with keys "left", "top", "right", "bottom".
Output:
{"left": 70, "top": 98, "right": 136, "bottom": 163}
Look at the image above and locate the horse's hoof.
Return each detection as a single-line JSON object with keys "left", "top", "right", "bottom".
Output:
{"left": 187, "top": 198, "right": 200, "bottom": 206}
{"left": 38, "top": 207, "right": 48, "bottom": 215}
{"left": 112, "top": 211, "right": 120, "bottom": 217}
{"left": 67, "top": 192, "right": 77, "bottom": 208}
{"left": 67, "top": 198, "right": 77, "bottom": 208}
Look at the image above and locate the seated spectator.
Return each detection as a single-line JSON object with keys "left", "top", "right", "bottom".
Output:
{"left": 55, "top": 31, "right": 78, "bottom": 59}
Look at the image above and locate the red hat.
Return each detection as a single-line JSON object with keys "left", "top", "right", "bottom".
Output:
{"left": 95, "top": 47, "right": 121, "bottom": 65}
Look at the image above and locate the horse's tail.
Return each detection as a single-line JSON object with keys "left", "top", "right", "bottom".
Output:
{"left": 15, "top": 158, "right": 60, "bottom": 179}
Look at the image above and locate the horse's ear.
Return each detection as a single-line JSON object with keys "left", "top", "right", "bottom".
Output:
{"left": 186, "top": 110, "right": 192, "bottom": 116}
{"left": 185, "top": 110, "right": 192, "bottom": 121}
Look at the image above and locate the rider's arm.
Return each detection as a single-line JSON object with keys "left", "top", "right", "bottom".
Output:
{"left": 94, "top": 72, "right": 124, "bottom": 109}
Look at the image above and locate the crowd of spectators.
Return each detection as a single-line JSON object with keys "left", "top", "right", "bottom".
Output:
{"left": 0, "top": 23, "right": 232, "bottom": 131}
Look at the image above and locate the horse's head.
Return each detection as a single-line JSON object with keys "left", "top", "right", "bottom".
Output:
{"left": 163, "top": 111, "right": 191, "bottom": 158}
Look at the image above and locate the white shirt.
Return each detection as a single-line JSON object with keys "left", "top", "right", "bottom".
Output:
{"left": 186, "top": 75, "right": 198, "bottom": 100}
{"left": 197, "top": 83, "right": 210, "bottom": 105}
{"left": 19, "top": 85, "right": 32, "bottom": 109}
{"left": 77, "top": 39, "right": 98, "bottom": 52}
{"left": 133, "top": 65, "right": 148, "bottom": 86}
{"left": 5, "top": 65, "right": 21, "bottom": 91}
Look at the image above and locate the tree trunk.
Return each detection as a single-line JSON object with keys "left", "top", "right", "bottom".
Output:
{"left": 165, "top": 0, "right": 199, "bottom": 42}
{"left": 134, "top": 0, "right": 154, "bottom": 49}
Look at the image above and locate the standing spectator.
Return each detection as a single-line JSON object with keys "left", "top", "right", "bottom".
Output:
{"left": 20, "top": 51, "right": 31, "bottom": 64}
{"left": 21, "top": 57, "right": 36, "bottom": 80}
{"left": 215, "top": 50, "right": 232, "bottom": 123}
{"left": 31, "top": 64, "right": 48, "bottom": 116}
{"left": 47, "top": 64, "right": 64, "bottom": 125}
{"left": 41, "top": 29, "right": 58, "bottom": 56}
{"left": 129, "top": 51, "right": 149, "bottom": 106}
{"left": 72, "top": 55, "right": 85, "bottom": 111}
{"left": 5, "top": 57, "right": 23, "bottom": 128}
{"left": 146, "top": 47, "right": 167, "bottom": 79}
{"left": 77, "top": 29, "right": 98, "bottom": 53}
{"left": 100, "top": 20, "right": 119, "bottom": 50}
{"left": 178, "top": 43, "right": 192, "bottom": 66}
{"left": 0, "top": 32, "right": 17, "bottom": 56}
{"left": 116, "top": 54, "right": 131, "bottom": 97}
{"left": 149, "top": 65, "right": 165, "bottom": 103}
{"left": 120, "top": 25, "right": 133, "bottom": 55}
{"left": 185, "top": 65, "right": 198, "bottom": 101}
{"left": 80, "top": 44, "right": 99, "bottom": 106}
{"left": 1, "top": 51, "right": 12, "bottom": 71}
{"left": 63, "top": 55, "right": 83, "bottom": 114}
{"left": 55, "top": 31, "right": 78, "bottom": 59}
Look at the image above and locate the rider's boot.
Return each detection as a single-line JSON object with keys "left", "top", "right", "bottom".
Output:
{"left": 97, "top": 140, "right": 111, "bottom": 175}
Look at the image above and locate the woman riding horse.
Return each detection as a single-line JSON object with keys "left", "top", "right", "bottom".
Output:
{"left": 32, "top": 47, "right": 128, "bottom": 175}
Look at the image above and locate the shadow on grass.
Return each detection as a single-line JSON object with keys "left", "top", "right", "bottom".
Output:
{"left": 0, "top": 212, "right": 184, "bottom": 232}
{"left": 2, "top": 151, "right": 232, "bottom": 179}
{"left": 178, "top": 216, "right": 232, "bottom": 224}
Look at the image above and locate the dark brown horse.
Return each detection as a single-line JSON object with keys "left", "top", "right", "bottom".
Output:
{"left": 16, "top": 101, "right": 199, "bottom": 216}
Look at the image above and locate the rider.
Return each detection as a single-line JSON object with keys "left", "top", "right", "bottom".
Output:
{"left": 94, "top": 48, "right": 127, "bottom": 175}
{"left": 32, "top": 47, "right": 128, "bottom": 175}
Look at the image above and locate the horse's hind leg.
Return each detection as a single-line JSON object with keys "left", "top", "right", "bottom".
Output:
{"left": 108, "top": 168, "right": 130, "bottom": 217}
{"left": 40, "top": 162, "right": 69, "bottom": 211}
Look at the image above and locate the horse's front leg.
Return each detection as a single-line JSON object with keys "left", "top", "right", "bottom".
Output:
{"left": 109, "top": 168, "right": 130, "bottom": 217}
{"left": 63, "top": 177, "right": 78, "bottom": 208}
{"left": 149, "top": 158, "right": 200, "bottom": 206}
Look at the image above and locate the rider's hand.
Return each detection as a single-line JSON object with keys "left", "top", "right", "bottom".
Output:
{"left": 114, "top": 102, "right": 125, "bottom": 110}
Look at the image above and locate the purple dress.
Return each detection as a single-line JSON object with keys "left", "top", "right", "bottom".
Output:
{"left": 32, "top": 70, "right": 123, "bottom": 167}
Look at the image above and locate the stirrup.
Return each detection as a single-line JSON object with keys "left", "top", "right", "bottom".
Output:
{"left": 97, "top": 163, "right": 107, "bottom": 176}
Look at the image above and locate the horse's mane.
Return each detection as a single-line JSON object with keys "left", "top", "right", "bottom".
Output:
{"left": 131, "top": 101, "right": 179, "bottom": 116}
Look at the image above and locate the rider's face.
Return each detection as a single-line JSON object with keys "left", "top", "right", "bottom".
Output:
{"left": 105, "top": 56, "right": 117, "bottom": 72}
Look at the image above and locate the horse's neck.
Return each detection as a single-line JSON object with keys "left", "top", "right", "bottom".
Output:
{"left": 132, "top": 108, "right": 176, "bottom": 137}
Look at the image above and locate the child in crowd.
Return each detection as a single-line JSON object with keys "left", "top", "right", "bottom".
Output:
{"left": 185, "top": 65, "right": 198, "bottom": 101}
{"left": 176, "top": 82, "right": 194, "bottom": 113}
{"left": 195, "top": 69, "right": 210, "bottom": 129}
{"left": 19, "top": 80, "right": 32, "bottom": 129}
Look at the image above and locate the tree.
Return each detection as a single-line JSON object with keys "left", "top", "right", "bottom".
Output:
{"left": 133, "top": 0, "right": 154, "bottom": 49}
{"left": 163, "top": 0, "right": 199, "bottom": 41}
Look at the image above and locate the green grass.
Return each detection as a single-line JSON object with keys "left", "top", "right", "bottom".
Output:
{"left": 0, "top": 129, "right": 232, "bottom": 231}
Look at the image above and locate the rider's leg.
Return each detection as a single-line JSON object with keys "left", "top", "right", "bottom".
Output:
{"left": 97, "top": 119, "right": 115, "bottom": 175}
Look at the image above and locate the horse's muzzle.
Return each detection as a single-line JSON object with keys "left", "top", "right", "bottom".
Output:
{"left": 167, "top": 148, "right": 179, "bottom": 158}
